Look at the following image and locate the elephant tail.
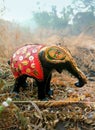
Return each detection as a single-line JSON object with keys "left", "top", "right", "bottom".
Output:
{"left": 8, "top": 60, "right": 10, "bottom": 65}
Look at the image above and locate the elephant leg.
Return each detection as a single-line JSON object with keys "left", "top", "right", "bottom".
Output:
{"left": 20, "top": 75, "right": 28, "bottom": 89}
{"left": 36, "top": 80, "right": 46, "bottom": 100}
{"left": 46, "top": 74, "right": 53, "bottom": 97}
{"left": 13, "top": 75, "right": 28, "bottom": 93}
{"left": 13, "top": 78, "right": 20, "bottom": 93}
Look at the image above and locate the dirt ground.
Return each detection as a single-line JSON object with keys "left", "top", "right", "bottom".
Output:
{"left": 0, "top": 34, "right": 95, "bottom": 130}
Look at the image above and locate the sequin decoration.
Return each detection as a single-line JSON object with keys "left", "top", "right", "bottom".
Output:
{"left": 21, "top": 60, "right": 29, "bottom": 66}
{"left": 19, "top": 56, "right": 23, "bottom": 61}
{"left": 26, "top": 68, "right": 31, "bottom": 73}
{"left": 25, "top": 52, "right": 31, "bottom": 58}
{"left": 31, "top": 63, "right": 35, "bottom": 69}
{"left": 18, "top": 64, "right": 22, "bottom": 70}
{"left": 10, "top": 44, "right": 45, "bottom": 80}
{"left": 29, "top": 56, "right": 34, "bottom": 61}
{"left": 32, "top": 48, "right": 37, "bottom": 53}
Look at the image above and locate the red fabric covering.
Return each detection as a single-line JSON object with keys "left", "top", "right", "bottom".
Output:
{"left": 10, "top": 44, "right": 45, "bottom": 80}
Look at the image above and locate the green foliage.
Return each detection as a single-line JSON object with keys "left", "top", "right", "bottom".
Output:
{"left": 34, "top": 11, "right": 68, "bottom": 29}
{"left": 73, "top": 12, "right": 95, "bottom": 34}
{"left": 33, "top": 11, "right": 51, "bottom": 28}
{"left": 33, "top": 6, "right": 70, "bottom": 30}
{"left": 33, "top": 0, "right": 95, "bottom": 34}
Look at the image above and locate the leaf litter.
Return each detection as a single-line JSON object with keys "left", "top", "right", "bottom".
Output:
{"left": 0, "top": 46, "right": 95, "bottom": 130}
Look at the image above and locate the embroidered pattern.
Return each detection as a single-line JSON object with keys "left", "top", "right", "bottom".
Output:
{"left": 10, "top": 44, "right": 45, "bottom": 80}
{"left": 45, "top": 46, "right": 66, "bottom": 63}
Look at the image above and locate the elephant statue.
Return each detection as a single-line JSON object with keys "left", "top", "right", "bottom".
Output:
{"left": 8, "top": 44, "right": 87, "bottom": 100}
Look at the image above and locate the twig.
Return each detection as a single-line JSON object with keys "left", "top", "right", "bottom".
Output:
{"left": 13, "top": 100, "right": 95, "bottom": 108}
{"left": 27, "top": 100, "right": 42, "bottom": 119}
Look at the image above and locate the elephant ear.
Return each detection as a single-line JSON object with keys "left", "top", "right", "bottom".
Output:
{"left": 45, "top": 46, "right": 66, "bottom": 63}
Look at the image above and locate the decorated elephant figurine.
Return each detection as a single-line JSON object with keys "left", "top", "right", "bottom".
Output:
{"left": 8, "top": 44, "right": 87, "bottom": 100}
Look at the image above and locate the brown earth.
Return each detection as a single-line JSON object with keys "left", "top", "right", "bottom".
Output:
{"left": 0, "top": 22, "right": 95, "bottom": 129}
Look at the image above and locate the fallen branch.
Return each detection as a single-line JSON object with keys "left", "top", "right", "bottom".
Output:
{"left": 13, "top": 100, "right": 95, "bottom": 108}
